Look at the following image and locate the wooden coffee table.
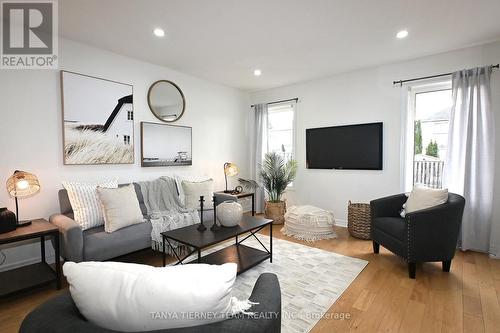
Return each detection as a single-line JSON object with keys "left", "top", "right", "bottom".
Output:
{"left": 161, "top": 215, "right": 273, "bottom": 274}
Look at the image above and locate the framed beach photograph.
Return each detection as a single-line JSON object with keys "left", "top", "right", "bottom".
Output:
{"left": 141, "top": 122, "right": 192, "bottom": 167}
{"left": 60, "top": 71, "right": 134, "bottom": 165}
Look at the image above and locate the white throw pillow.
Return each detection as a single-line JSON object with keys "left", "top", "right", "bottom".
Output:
{"left": 405, "top": 185, "right": 448, "bottom": 215}
{"left": 174, "top": 174, "right": 212, "bottom": 204}
{"left": 97, "top": 184, "right": 144, "bottom": 233}
{"left": 182, "top": 179, "right": 214, "bottom": 210}
{"left": 62, "top": 179, "right": 118, "bottom": 230}
{"left": 63, "top": 261, "right": 238, "bottom": 332}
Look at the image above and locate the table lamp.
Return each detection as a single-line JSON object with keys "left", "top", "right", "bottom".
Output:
{"left": 6, "top": 170, "right": 40, "bottom": 227}
{"left": 223, "top": 162, "right": 239, "bottom": 193}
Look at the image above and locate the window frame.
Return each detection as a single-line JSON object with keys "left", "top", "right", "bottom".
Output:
{"left": 266, "top": 101, "right": 297, "bottom": 188}
{"left": 403, "top": 79, "right": 452, "bottom": 191}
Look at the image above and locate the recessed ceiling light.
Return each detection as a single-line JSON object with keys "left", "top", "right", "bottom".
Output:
{"left": 153, "top": 28, "right": 165, "bottom": 37}
{"left": 254, "top": 69, "right": 262, "bottom": 76}
{"left": 396, "top": 30, "right": 408, "bottom": 39}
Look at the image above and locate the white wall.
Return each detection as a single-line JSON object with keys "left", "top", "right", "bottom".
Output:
{"left": 0, "top": 39, "right": 250, "bottom": 270}
{"left": 250, "top": 41, "right": 500, "bottom": 234}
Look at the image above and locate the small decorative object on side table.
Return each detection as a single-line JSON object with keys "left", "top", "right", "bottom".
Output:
{"left": 0, "top": 219, "right": 61, "bottom": 297}
{"left": 215, "top": 190, "right": 255, "bottom": 216}
{"left": 0, "top": 207, "right": 17, "bottom": 234}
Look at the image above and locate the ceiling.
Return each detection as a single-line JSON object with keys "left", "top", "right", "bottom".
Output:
{"left": 59, "top": 0, "right": 500, "bottom": 91}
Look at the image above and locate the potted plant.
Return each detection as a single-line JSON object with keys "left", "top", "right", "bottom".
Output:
{"left": 260, "top": 152, "right": 298, "bottom": 224}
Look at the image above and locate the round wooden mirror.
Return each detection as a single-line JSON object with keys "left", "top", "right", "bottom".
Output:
{"left": 147, "top": 80, "right": 186, "bottom": 122}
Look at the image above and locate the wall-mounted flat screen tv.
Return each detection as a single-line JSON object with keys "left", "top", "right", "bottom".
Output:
{"left": 306, "top": 122, "right": 383, "bottom": 170}
{"left": 141, "top": 122, "right": 192, "bottom": 167}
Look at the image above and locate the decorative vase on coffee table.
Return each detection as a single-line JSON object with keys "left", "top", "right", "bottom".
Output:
{"left": 265, "top": 201, "right": 286, "bottom": 225}
{"left": 216, "top": 201, "right": 243, "bottom": 227}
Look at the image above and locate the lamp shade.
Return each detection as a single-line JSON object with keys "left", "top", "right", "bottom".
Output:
{"left": 224, "top": 163, "right": 239, "bottom": 177}
{"left": 6, "top": 170, "right": 40, "bottom": 198}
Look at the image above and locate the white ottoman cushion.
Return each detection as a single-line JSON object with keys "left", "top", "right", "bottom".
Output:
{"left": 282, "top": 205, "right": 337, "bottom": 242}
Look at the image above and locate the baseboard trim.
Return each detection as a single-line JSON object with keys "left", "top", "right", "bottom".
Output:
{"left": 485, "top": 244, "right": 500, "bottom": 259}
{"left": 335, "top": 218, "right": 348, "bottom": 228}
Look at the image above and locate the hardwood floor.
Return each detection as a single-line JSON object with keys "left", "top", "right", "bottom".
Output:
{"left": 1, "top": 224, "right": 499, "bottom": 333}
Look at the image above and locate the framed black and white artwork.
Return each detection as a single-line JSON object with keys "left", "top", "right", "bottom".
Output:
{"left": 140, "top": 122, "right": 192, "bottom": 167}
{"left": 60, "top": 70, "right": 134, "bottom": 165}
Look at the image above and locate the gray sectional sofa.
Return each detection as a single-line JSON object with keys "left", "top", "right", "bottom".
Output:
{"left": 50, "top": 182, "right": 235, "bottom": 262}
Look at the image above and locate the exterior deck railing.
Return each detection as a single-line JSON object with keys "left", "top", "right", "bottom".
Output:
{"left": 413, "top": 160, "right": 444, "bottom": 188}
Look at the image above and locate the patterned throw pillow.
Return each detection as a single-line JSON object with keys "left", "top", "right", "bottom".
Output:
{"left": 62, "top": 179, "right": 118, "bottom": 230}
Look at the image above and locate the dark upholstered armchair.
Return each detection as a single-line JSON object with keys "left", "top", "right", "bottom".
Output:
{"left": 370, "top": 193, "right": 465, "bottom": 279}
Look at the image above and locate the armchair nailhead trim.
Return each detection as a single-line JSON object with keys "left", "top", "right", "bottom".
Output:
{"left": 407, "top": 216, "right": 411, "bottom": 262}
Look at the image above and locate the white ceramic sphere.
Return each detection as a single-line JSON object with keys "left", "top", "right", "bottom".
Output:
{"left": 216, "top": 200, "right": 243, "bottom": 227}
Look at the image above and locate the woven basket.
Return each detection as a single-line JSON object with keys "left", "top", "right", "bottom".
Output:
{"left": 347, "top": 201, "right": 371, "bottom": 239}
{"left": 265, "top": 201, "right": 286, "bottom": 225}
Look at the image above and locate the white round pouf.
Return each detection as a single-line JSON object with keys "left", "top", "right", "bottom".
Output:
{"left": 281, "top": 205, "right": 337, "bottom": 242}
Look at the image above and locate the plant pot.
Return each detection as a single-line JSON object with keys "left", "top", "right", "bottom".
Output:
{"left": 216, "top": 200, "right": 243, "bottom": 227}
{"left": 265, "top": 201, "right": 286, "bottom": 225}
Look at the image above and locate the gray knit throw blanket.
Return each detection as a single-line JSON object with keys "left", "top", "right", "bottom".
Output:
{"left": 138, "top": 177, "right": 200, "bottom": 255}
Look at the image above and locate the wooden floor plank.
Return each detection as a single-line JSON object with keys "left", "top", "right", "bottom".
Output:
{"left": 419, "top": 290, "right": 445, "bottom": 333}
{"left": 349, "top": 271, "right": 401, "bottom": 332}
{"left": 442, "top": 290, "right": 464, "bottom": 332}
{"left": 475, "top": 253, "right": 495, "bottom": 288}
{"left": 479, "top": 285, "right": 500, "bottom": 333}
{"left": 398, "top": 300, "right": 425, "bottom": 333}
{"left": 463, "top": 313, "right": 485, "bottom": 333}
{"left": 376, "top": 283, "right": 414, "bottom": 333}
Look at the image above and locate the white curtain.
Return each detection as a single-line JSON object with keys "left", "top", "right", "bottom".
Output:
{"left": 444, "top": 66, "right": 496, "bottom": 254}
{"left": 252, "top": 103, "right": 268, "bottom": 213}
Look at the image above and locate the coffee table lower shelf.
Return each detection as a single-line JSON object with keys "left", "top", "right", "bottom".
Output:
{"left": 190, "top": 244, "right": 270, "bottom": 275}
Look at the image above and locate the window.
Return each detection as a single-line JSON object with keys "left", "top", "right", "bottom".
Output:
{"left": 127, "top": 110, "right": 133, "bottom": 121}
{"left": 404, "top": 81, "right": 452, "bottom": 190}
{"left": 123, "top": 135, "right": 131, "bottom": 145}
{"left": 266, "top": 102, "right": 295, "bottom": 163}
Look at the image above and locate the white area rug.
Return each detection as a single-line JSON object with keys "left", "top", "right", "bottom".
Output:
{"left": 179, "top": 235, "right": 368, "bottom": 333}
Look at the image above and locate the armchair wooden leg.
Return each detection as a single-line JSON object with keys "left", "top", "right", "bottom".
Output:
{"left": 408, "top": 262, "right": 416, "bottom": 279}
{"left": 442, "top": 260, "right": 451, "bottom": 272}
{"left": 373, "top": 241, "right": 379, "bottom": 254}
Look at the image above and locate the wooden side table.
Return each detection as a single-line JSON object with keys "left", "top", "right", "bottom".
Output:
{"left": 0, "top": 219, "right": 61, "bottom": 297}
{"left": 216, "top": 191, "right": 255, "bottom": 216}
